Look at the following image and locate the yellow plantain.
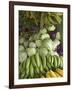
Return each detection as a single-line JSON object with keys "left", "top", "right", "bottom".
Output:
{"left": 49, "top": 70, "right": 57, "bottom": 77}
{"left": 46, "top": 72, "right": 51, "bottom": 78}
{"left": 54, "top": 71, "right": 61, "bottom": 77}
{"left": 56, "top": 68, "right": 63, "bottom": 76}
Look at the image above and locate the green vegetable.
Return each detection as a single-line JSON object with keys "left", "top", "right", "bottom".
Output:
{"left": 19, "top": 52, "right": 27, "bottom": 63}
{"left": 19, "top": 45, "right": 25, "bottom": 52}
{"left": 27, "top": 48, "right": 36, "bottom": 56}
{"left": 23, "top": 41, "right": 28, "bottom": 48}
{"left": 35, "top": 40, "right": 42, "bottom": 47}
{"left": 49, "top": 51, "right": 59, "bottom": 56}
{"left": 38, "top": 48, "right": 48, "bottom": 56}
{"left": 53, "top": 39, "right": 60, "bottom": 50}
{"left": 40, "top": 28, "right": 47, "bottom": 34}
{"left": 29, "top": 42, "right": 36, "bottom": 48}
{"left": 19, "top": 11, "right": 63, "bottom": 79}
{"left": 40, "top": 34, "right": 50, "bottom": 40}
{"left": 42, "top": 39, "right": 53, "bottom": 50}
{"left": 48, "top": 25, "right": 56, "bottom": 31}
{"left": 19, "top": 37, "right": 24, "bottom": 44}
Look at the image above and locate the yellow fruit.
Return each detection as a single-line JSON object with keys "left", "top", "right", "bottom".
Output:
{"left": 54, "top": 72, "right": 61, "bottom": 77}
{"left": 46, "top": 72, "right": 51, "bottom": 78}
{"left": 49, "top": 70, "right": 57, "bottom": 77}
{"left": 56, "top": 69, "right": 63, "bottom": 76}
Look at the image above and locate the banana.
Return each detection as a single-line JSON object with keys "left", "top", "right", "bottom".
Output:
{"left": 46, "top": 72, "right": 51, "bottom": 78}
{"left": 39, "top": 63, "right": 44, "bottom": 73}
{"left": 49, "top": 70, "right": 57, "bottom": 77}
{"left": 25, "top": 58, "right": 30, "bottom": 76}
{"left": 25, "top": 58, "right": 30, "bottom": 70}
{"left": 35, "top": 53, "right": 41, "bottom": 68}
{"left": 54, "top": 72, "right": 61, "bottom": 77}
{"left": 31, "top": 55, "right": 40, "bottom": 74}
{"left": 60, "top": 56, "right": 63, "bottom": 69}
{"left": 19, "top": 62, "right": 23, "bottom": 73}
{"left": 53, "top": 55, "right": 58, "bottom": 69}
{"left": 57, "top": 56, "right": 61, "bottom": 67}
{"left": 45, "top": 65, "right": 49, "bottom": 71}
{"left": 51, "top": 56, "right": 54, "bottom": 67}
{"left": 35, "top": 66, "right": 40, "bottom": 74}
{"left": 41, "top": 55, "right": 46, "bottom": 69}
{"left": 55, "top": 68, "right": 63, "bottom": 76}
{"left": 48, "top": 55, "right": 52, "bottom": 63}
{"left": 29, "top": 63, "right": 34, "bottom": 78}
{"left": 47, "top": 62, "right": 51, "bottom": 70}
{"left": 20, "top": 72, "right": 26, "bottom": 79}
{"left": 31, "top": 55, "right": 37, "bottom": 68}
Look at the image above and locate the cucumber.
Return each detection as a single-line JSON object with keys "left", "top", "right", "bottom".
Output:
{"left": 47, "top": 55, "right": 52, "bottom": 63}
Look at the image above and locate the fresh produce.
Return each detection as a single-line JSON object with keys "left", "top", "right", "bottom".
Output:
{"left": 48, "top": 25, "right": 56, "bottom": 31}
{"left": 48, "top": 31, "right": 57, "bottom": 40}
{"left": 40, "top": 34, "right": 50, "bottom": 40}
{"left": 38, "top": 48, "right": 48, "bottom": 56}
{"left": 35, "top": 53, "right": 41, "bottom": 68}
{"left": 25, "top": 57, "right": 30, "bottom": 77}
{"left": 29, "top": 63, "right": 34, "bottom": 78}
{"left": 56, "top": 43, "right": 63, "bottom": 56}
{"left": 26, "top": 48, "right": 36, "bottom": 56}
{"left": 19, "top": 11, "right": 63, "bottom": 79}
{"left": 35, "top": 40, "right": 42, "bottom": 47}
{"left": 42, "top": 39, "right": 53, "bottom": 50}
{"left": 19, "top": 45, "right": 25, "bottom": 52}
{"left": 45, "top": 69, "right": 63, "bottom": 78}
{"left": 56, "top": 32, "right": 61, "bottom": 40}
{"left": 55, "top": 68, "right": 63, "bottom": 76}
{"left": 19, "top": 52, "right": 27, "bottom": 63}
{"left": 29, "top": 42, "right": 36, "bottom": 48}
{"left": 40, "top": 28, "right": 47, "bottom": 34}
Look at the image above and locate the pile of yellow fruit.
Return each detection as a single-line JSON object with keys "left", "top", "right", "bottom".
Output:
{"left": 41, "top": 68, "right": 63, "bottom": 78}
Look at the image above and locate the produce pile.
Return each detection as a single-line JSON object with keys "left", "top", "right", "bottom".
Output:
{"left": 19, "top": 26, "right": 63, "bottom": 78}
{"left": 19, "top": 26, "right": 63, "bottom": 79}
